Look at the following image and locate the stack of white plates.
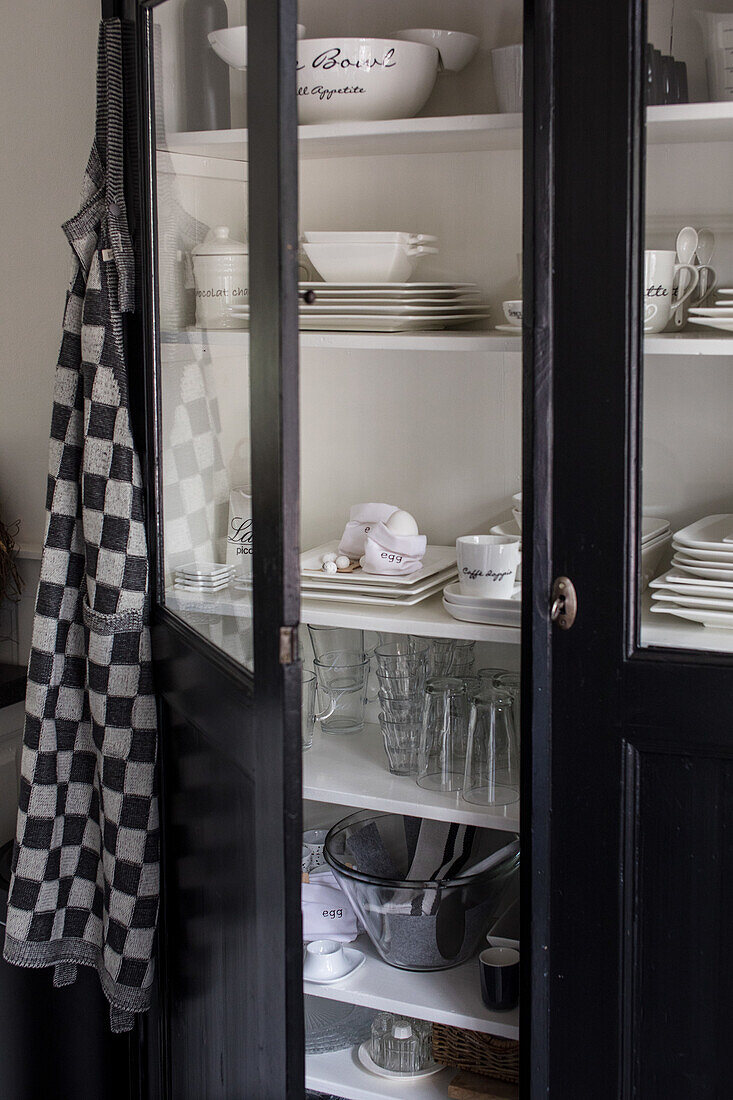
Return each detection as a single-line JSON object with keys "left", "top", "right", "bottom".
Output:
{"left": 489, "top": 513, "right": 669, "bottom": 590}
{"left": 300, "top": 542, "right": 457, "bottom": 606}
{"left": 689, "top": 291, "right": 733, "bottom": 332}
{"left": 650, "top": 514, "right": 733, "bottom": 627}
{"left": 442, "top": 581, "right": 521, "bottom": 626}
{"left": 174, "top": 561, "right": 235, "bottom": 593}
{"left": 228, "top": 283, "right": 491, "bottom": 332}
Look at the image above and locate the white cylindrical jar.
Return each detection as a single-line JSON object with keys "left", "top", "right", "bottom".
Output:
{"left": 192, "top": 225, "right": 249, "bottom": 329}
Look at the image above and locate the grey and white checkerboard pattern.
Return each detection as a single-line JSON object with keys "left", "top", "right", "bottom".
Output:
{"left": 3, "top": 20, "right": 158, "bottom": 1033}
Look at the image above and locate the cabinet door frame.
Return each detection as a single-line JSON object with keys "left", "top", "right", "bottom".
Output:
{"left": 525, "top": 0, "right": 733, "bottom": 1095}
{"left": 132, "top": 0, "right": 304, "bottom": 1095}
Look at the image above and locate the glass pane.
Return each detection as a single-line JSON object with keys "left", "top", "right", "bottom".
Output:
{"left": 150, "top": 0, "right": 253, "bottom": 669}
{"left": 640, "top": 1, "right": 733, "bottom": 654}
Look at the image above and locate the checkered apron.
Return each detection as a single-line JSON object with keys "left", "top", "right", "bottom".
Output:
{"left": 3, "top": 20, "right": 159, "bottom": 1033}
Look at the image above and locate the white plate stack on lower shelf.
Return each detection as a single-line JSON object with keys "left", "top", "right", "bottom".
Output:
{"left": 689, "top": 289, "right": 733, "bottom": 332}
{"left": 174, "top": 561, "right": 234, "bottom": 592}
{"left": 229, "top": 283, "right": 491, "bottom": 332}
{"left": 650, "top": 514, "right": 733, "bottom": 627}
{"left": 301, "top": 542, "right": 458, "bottom": 607}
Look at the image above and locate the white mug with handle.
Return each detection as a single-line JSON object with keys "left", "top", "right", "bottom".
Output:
{"left": 644, "top": 249, "right": 699, "bottom": 333}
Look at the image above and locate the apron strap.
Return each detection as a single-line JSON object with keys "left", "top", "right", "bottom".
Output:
{"left": 96, "top": 18, "right": 135, "bottom": 312}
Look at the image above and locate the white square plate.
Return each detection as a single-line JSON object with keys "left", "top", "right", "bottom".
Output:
{"left": 650, "top": 570, "right": 733, "bottom": 594}
{"left": 649, "top": 605, "right": 733, "bottom": 628}
{"left": 442, "top": 594, "right": 521, "bottom": 626}
{"left": 301, "top": 542, "right": 456, "bottom": 585}
{"left": 443, "top": 581, "right": 521, "bottom": 608}
{"left": 301, "top": 566, "right": 457, "bottom": 597}
{"left": 672, "top": 542, "right": 733, "bottom": 563}
{"left": 674, "top": 514, "right": 733, "bottom": 551}
{"left": 672, "top": 556, "right": 733, "bottom": 581}
{"left": 302, "top": 579, "right": 449, "bottom": 607}
{"left": 652, "top": 590, "right": 733, "bottom": 611}
{"left": 176, "top": 561, "right": 232, "bottom": 577}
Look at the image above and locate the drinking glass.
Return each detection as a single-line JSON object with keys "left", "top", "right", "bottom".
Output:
{"left": 462, "top": 690, "right": 519, "bottom": 806}
{"left": 417, "top": 677, "right": 469, "bottom": 791}
{"left": 378, "top": 714, "right": 421, "bottom": 775}
{"left": 374, "top": 640, "right": 429, "bottom": 677}
{"left": 308, "top": 624, "right": 364, "bottom": 660}
{"left": 494, "top": 671, "right": 521, "bottom": 738}
{"left": 450, "top": 639, "right": 476, "bottom": 676}
{"left": 425, "top": 638, "right": 455, "bottom": 677}
{"left": 378, "top": 695, "right": 422, "bottom": 722}
{"left": 477, "top": 667, "right": 508, "bottom": 690}
{"left": 302, "top": 669, "right": 335, "bottom": 750}
{"left": 376, "top": 666, "right": 426, "bottom": 699}
{"left": 313, "top": 650, "right": 370, "bottom": 735}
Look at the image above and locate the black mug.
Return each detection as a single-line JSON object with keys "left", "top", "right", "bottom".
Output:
{"left": 480, "top": 946, "right": 519, "bottom": 1011}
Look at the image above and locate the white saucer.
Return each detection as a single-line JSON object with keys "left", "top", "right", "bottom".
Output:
{"left": 357, "top": 1042, "right": 443, "bottom": 1081}
{"left": 443, "top": 581, "right": 521, "bottom": 608}
{"left": 495, "top": 324, "right": 522, "bottom": 334}
{"left": 303, "top": 946, "right": 365, "bottom": 984}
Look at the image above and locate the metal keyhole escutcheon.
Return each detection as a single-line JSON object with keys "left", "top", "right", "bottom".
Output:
{"left": 551, "top": 576, "right": 578, "bottom": 630}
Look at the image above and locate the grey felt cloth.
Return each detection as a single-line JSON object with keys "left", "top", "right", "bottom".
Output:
{"left": 3, "top": 20, "right": 159, "bottom": 1033}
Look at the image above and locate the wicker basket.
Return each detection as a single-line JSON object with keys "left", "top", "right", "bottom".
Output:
{"left": 432, "top": 1024, "right": 519, "bottom": 1083}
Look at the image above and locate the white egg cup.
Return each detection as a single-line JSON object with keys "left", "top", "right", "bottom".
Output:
{"left": 303, "top": 939, "right": 365, "bottom": 984}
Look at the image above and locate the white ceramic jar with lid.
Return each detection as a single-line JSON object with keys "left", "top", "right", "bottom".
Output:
{"left": 192, "top": 225, "right": 248, "bottom": 328}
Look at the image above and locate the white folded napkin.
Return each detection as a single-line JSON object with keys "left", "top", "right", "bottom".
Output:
{"left": 338, "top": 503, "right": 399, "bottom": 560}
{"left": 302, "top": 869, "right": 360, "bottom": 943}
{"left": 361, "top": 522, "right": 427, "bottom": 576}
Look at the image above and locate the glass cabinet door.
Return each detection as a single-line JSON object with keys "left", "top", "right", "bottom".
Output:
{"left": 147, "top": 0, "right": 254, "bottom": 669}
{"left": 639, "top": 2, "right": 733, "bottom": 656}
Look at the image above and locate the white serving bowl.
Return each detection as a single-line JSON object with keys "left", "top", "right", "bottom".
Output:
{"left": 302, "top": 230, "right": 437, "bottom": 248}
{"left": 391, "top": 29, "right": 479, "bottom": 72}
{"left": 503, "top": 300, "right": 522, "bottom": 326}
{"left": 296, "top": 38, "right": 439, "bottom": 124}
{"left": 303, "top": 241, "right": 437, "bottom": 283}
{"left": 208, "top": 24, "right": 306, "bottom": 70}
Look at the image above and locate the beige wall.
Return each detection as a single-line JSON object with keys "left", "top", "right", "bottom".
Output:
{"left": 0, "top": 0, "right": 99, "bottom": 550}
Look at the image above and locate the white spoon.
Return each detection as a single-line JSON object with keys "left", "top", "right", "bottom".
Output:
{"left": 675, "top": 225, "right": 699, "bottom": 298}
{"left": 696, "top": 228, "right": 715, "bottom": 302}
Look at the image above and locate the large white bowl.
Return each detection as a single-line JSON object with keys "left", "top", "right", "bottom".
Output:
{"left": 208, "top": 24, "right": 306, "bottom": 70}
{"left": 296, "top": 38, "right": 439, "bottom": 124}
{"left": 302, "top": 241, "right": 437, "bottom": 283}
{"left": 302, "top": 231, "right": 437, "bottom": 248}
{"left": 390, "top": 29, "right": 479, "bottom": 72}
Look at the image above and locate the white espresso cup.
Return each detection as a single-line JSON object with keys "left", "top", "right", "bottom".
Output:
{"left": 644, "top": 249, "right": 698, "bottom": 332}
{"left": 457, "top": 535, "right": 521, "bottom": 598}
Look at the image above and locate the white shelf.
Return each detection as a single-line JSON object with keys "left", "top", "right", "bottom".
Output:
{"left": 161, "top": 103, "right": 733, "bottom": 165}
{"left": 646, "top": 101, "right": 733, "bottom": 143}
{"left": 166, "top": 587, "right": 521, "bottom": 644}
{"left": 644, "top": 332, "right": 733, "bottom": 356}
{"left": 303, "top": 724, "right": 520, "bottom": 832}
{"left": 163, "top": 328, "right": 519, "bottom": 353}
{"left": 163, "top": 327, "right": 733, "bottom": 357}
{"left": 306, "top": 1046, "right": 454, "bottom": 1100}
{"left": 304, "top": 935, "right": 519, "bottom": 1039}
{"left": 302, "top": 592, "right": 520, "bottom": 644}
{"left": 163, "top": 113, "right": 522, "bottom": 161}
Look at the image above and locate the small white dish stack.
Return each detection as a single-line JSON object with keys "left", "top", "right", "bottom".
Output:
{"left": 650, "top": 514, "right": 733, "bottom": 627}
{"left": 689, "top": 290, "right": 733, "bottom": 332}
{"left": 442, "top": 581, "right": 521, "bottom": 627}
{"left": 300, "top": 542, "right": 457, "bottom": 606}
{"left": 229, "top": 278, "right": 491, "bottom": 332}
{"left": 174, "top": 562, "right": 235, "bottom": 592}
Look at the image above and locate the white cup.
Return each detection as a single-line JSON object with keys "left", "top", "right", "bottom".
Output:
{"left": 457, "top": 535, "right": 521, "bottom": 598}
{"left": 303, "top": 939, "right": 352, "bottom": 981}
{"left": 644, "top": 250, "right": 698, "bottom": 332}
{"left": 503, "top": 300, "right": 522, "bottom": 326}
{"left": 491, "top": 45, "right": 523, "bottom": 112}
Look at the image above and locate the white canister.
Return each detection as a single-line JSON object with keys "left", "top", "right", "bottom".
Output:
{"left": 226, "top": 487, "right": 253, "bottom": 579}
{"left": 192, "top": 226, "right": 249, "bottom": 329}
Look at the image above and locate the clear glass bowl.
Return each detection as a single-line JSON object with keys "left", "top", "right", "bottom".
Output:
{"left": 323, "top": 810, "right": 520, "bottom": 970}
